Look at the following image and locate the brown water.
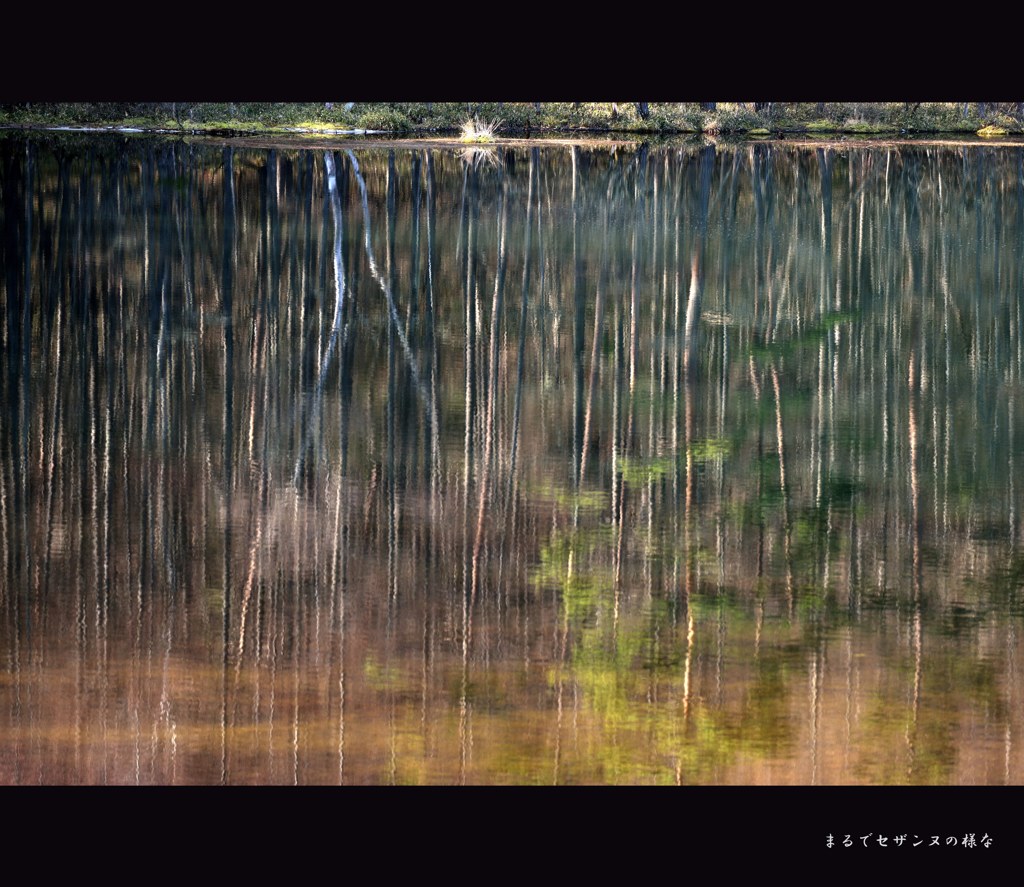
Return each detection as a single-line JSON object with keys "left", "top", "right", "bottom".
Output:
{"left": 2, "top": 133, "right": 1024, "bottom": 784}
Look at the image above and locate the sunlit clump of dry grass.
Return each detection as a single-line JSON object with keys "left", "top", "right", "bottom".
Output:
{"left": 459, "top": 117, "right": 500, "bottom": 143}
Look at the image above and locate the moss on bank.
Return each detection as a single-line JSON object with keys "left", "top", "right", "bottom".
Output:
{"left": 3, "top": 102, "right": 1023, "bottom": 137}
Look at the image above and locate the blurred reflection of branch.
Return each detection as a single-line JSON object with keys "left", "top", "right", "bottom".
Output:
{"left": 346, "top": 150, "right": 440, "bottom": 467}
{"left": 293, "top": 151, "right": 348, "bottom": 488}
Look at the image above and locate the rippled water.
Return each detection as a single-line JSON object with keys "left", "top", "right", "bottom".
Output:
{"left": 2, "top": 133, "right": 1024, "bottom": 784}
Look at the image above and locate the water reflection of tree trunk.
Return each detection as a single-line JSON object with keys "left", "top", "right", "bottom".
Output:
{"left": 456, "top": 161, "right": 482, "bottom": 785}
{"left": 507, "top": 149, "right": 536, "bottom": 512}
{"left": 579, "top": 183, "right": 608, "bottom": 488}
{"left": 612, "top": 228, "right": 626, "bottom": 620}
{"left": 345, "top": 151, "right": 433, "bottom": 429}
{"left": 679, "top": 146, "right": 715, "bottom": 721}
{"left": 42, "top": 248, "right": 64, "bottom": 607}
{"left": 653, "top": 157, "right": 666, "bottom": 450}
{"left": 470, "top": 173, "right": 508, "bottom": 611}
{"left": 683, "top": 146, "right": 713, "bottom": 538}
{"left": 219, "top": 145, "right": 236, "bottom": 785}
{"left": 419, "top": 164, "right": 438, "bottom": 773}
{"left": 572, "top": 147, "right": 586, "bottom": 489}
{"left": 614, "top": 147, "right": 649, "bottom": 624}
{"left": 907, "top": 350, "right": 923, "bottom": 781}
{"left": 816, "top": 147, "right": 835, "bottom": 593}
{"left": 645, "top": 160, "right": 661, "bottom": 589}
{"left": 628, "top": 145, "right": 647, "bottom": 407}
{"left": 2, "top": 144, "right": 30, "bottom": 778}
{"left": 713, "top": 155, "right": 735, "bottom": 595}
{"left": 752, "top": 145, "right": 766, "bottom": 339}
{"left": 293, "top": 151, "right": 347, "bottom": 486}
{"left": 685, "top": 145, "right": 713, "bottom": 379}
{"left": 771, "top": 363, "right": 794, "bottom": 613}
{"left": 386, "top": 151, "right": 399, "bottom": 624}
{"left": 425, "top": 151, "right": 443, "bottom": 516}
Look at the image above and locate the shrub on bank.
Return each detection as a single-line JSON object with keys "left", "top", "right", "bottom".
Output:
{"left": 354, "top": 106, "right": 412, "bottom": 132}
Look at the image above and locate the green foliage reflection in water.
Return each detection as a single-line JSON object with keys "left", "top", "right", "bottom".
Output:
{"left": 554, "top": 587, "right": 805, "bottom": 783}
{"left": 617, "top": 440, "right": 729, "bottom": 485}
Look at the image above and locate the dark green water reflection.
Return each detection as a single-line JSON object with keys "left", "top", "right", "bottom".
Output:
{"left": 2, "top": 133, "right": 1023, "bottom": 784}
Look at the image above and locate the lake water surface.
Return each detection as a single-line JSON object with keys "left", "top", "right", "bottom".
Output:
{"left": 2, "top": 133, "right": 1024, "bottom": 784}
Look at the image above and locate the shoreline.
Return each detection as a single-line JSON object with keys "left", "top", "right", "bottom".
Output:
{"left": 3, "top": 102, "right": 1022, "bottom": 142}
{"left": 5, "top": 124, "right": 1024, "bottom": 152}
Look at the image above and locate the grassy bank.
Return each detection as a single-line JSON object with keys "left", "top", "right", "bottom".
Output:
{"left": 3, "top": 102, "right": 1023, "bottom": 136}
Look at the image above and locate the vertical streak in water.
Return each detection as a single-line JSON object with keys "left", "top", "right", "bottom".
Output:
{"left": 827, "top": 155, "right": 840, "bottom": 595}
{"left": 383, "top": 163, "right": 399, "bottom": 777}
{"left": 771, "top": 363, "right": 794, "bottom": 613}
{"left": 671, "top": 151, "right": 683, "bottom": 482}
{"left": 415, "top": 150, "right": 435, "bottom": 771}
{"left": 410, "top": 153, "right": 426, "bottom": 511}
{"left": 681, "top": 147, "right": 714, "bottom": 625}
{"left": 88, "top": 155, "right": 109, "bottom": 780}
{"left": 817, "top": 149, "right": 834, "bottom": 318}
{"left": 335, "top": 357, "right": 349, "bottom": 786}
{"left": 386, "top": 154, "right": 399, "bottom": 667}
{"left": 815, "top": 149, "right": 833, "bottom": 513}
{"left": 716, "top": 153, "right": 735, "bottom": 591}
{"left": 268, "top": 150, "right": 282, "bottom": 317}
{"left": 535, "top": 161, "right": 549, "bottom": 408}
{"left": 101, "top": 164, "right": 118, "bottom": 644}
{"left": 579, "top": 185, "right": 608, "bottom": 489}
{"left": 685, "top": 146, "right": 713, "bottom": 378}
{"left": 23, "top": 142, "right": 35, "bottom": 612}
{"left": 659, "top": 154, "right": 671, "bottom": 404}
{"left": 41, "top": 275, "right": 63, "bottom": 609}
{"left": 644, "top": 161, "right": 659, "bottom": 591}
{"left": 424, "top": 151, "right": 442, "bottom": 512}
{"left": 683, "top": 147, "right": 710, "bottom": 669}
{"left": 345, "top": 153, "right": 431, "bottom": 425}
{"left": 293, "top": 152, "right": 347, "bottom": 487}
{"left": 629, "top": 146, "right": 647, "bottom": 402}
{"left": 471, "top": 169, "right": 508, "bottom": 609}
{"left": 1, "top": 143, "right": 28, "bottom": 776}
{"left": 220, "top": 146, "right": 236, "bottom": 785}
{"left": 649, "top": 157, "right": 661, "bottom": 476}
{"left": 19, "top": 146, "right": 33, "bottom": 656}
{"left": 343, "top": 172, "right": 436, "bottom": 791}
{"left": 0, "top": 325, "right": 8, "bottom": 622}
{"left": 1017, "top": 149, "right": 1024, "bottom": 387}
{"left": 751, "top": 147, "right": 765, "bottom": 335}
{"left": 464, "top": 163, "right": 478, "bottom": 494}
{"left": 668, "top": 155, "right": 685, "bottom": 593}
{"left": 612, "top": 203, "right": 625, "bottom": 622}
{"left": 459, "top": 161, "right": 481, "bottom": 785}
{"left": 460, "top": 162, "right": 477, "bottom": 694}
{"left": 669, "top": 152, "right": 687, "bottom": 708}
{"left": 78, "top": 155, "right": 98, "bottom": 778}
{"left": 507, "top": 150, "right": 536, "bottom": 510}
{"left": 293, "top": 611, "right": 300, "bottom": 786}
{"left": 907, "top": 350, "right": 922, "bottom": 781}
{"left": 571, "top": 147, "right": 585, "bottom": 489}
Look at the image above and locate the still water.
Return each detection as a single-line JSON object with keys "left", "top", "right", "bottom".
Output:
{"left": 2, "top": 133, "right": 1024, "bottom": 784}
